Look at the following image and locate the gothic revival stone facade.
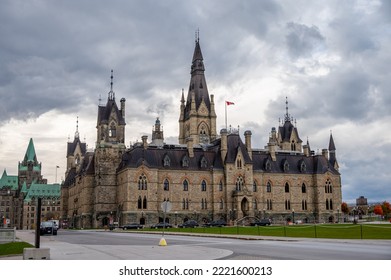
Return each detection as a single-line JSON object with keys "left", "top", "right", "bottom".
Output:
{"left": 61, "top": 38, "right": 342, "bottom": 228}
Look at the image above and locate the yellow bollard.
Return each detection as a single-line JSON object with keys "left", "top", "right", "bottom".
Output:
{"left": 159, "top": 237, "right": 167, "bottom": 246}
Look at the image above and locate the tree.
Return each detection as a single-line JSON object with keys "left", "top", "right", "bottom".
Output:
{"left": 381, "top": 201, "right": 391, "bottom": 218}
{"left": 374, "top": 205, "right": 383, "bottom": 216}
{"left": 341, "top": 202, "right": 349, "bottom": 215}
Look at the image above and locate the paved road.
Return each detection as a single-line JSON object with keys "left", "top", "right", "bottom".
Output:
{"left": 3, "top": 230, "right": 391, "bottom": 260}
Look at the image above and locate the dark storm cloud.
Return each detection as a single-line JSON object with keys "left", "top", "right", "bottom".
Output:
{"left": 285, "top": 22, "right": 326, "bottom": 59}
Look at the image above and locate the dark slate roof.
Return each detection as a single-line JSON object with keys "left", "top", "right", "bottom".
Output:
{"left": 225, "top": 134, "right": 252, "bottom": 164}
{"left": 329, "top": 133, "right": 336, "bottom": 151}
{"left": 118, "top": 143, "right": 223, "bottom": 171}
{"left": 67, "top": 137, "right": 87, "bottom": 157}
{"left": 185, "top": 39, "right": 211, "bottom": 118}
{"left": 62, "top": 152, "right": 95, "bottom": 188}
{"left": 279, "top": 120, "right": 302, "bottom": 143}
{"left": 97, "top": 99, "right": 125, "bottom": 125}
{"left": 251, "top": 151, "right": 340, "bottom": 175}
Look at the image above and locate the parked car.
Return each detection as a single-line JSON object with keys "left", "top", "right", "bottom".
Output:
{"left": 203, "top": 219, "right": 227, "bottom": 227}
{"left": 178, "top": 220, "right": 199, "bottom": 228}
{"left": 120, "top": 223, "right": 144, "bottom": 230}
{"left": 150, "top": 222, "right": 172, "bottom": 229}
{"left": 250, "top": 219, "right": 271, "bottom": 226}
{"left": 40, "top": 221, "right": 58, "bottom": 235}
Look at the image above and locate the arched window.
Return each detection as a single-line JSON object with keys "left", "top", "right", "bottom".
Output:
{"left": 267, "top": 199, "right": 273, "bottom": 210}
{"left": 182, "top": 199, "right": 186, "bottom": 209}
{"left": 219, "top": 181, "right": 223, "bottom": 191}
{"left": 291, "top": 140, "right": 296, "bottom": 151}
{"left": 302, "top": 200, "right": 308, "bottom": 210}
{"left": 266, "top": 182, "right": 272, "bottom": 193}
{"left": 253, "top": 181, "right": 257, "bottom": 192}
{"left": 237, "top": 158, "right": 242, "bottom": 169}
{"left": 183, "top": 180, "right": 189, "bottom": 191}
{"left": 109, "top": 122, "right": 116, "bottom": 137}
{"left": 163, "top": 179, "right": 169, "bottom": 191}
{"left": 325, "top": 179, "right": 333, "bottom": 193}
{"left": 326, "top": 199, "right": 329, "bottom": 210}
{"left": 138, "top": 174, "right": 147, "bottom": 190}
{"left": 201, "top": 180, "right": 207, "bottom": 191}
{"left": 143, "top": 196, "right": 147, "bottom": 209}
{"left": 330, "top": 199, "right": 333, "bottom": 210}
{"left": 137, "top": 196, "right": 142, "bottom": 209}
{"left": 285, "top": 182, "right": 290, "bottom": 193}
{"left": 163, "top": 155, "right": 171, "bottom": 167}
{"left": 236, "top": 176, "right": 244, "bottom": 191}
{"left": 301, "top": 183, "right": 306, "bottom": 193}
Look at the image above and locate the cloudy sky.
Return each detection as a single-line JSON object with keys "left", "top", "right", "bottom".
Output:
{"left": 0, "top": 0, "right": 390, "bottom": 204}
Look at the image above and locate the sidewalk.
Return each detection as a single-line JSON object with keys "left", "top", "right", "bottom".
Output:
{"left": 1, "top": 230, "right": 233, "bottom": 260}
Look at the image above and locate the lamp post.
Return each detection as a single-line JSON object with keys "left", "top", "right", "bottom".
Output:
{"left": 292, "top": 209, "right": 295, "bottom": 224}
{"left": 175, "top": 211, "right": 178, "bottom": 226}
{"left": 337, "top": 208, "right": 340, "bottom": 223}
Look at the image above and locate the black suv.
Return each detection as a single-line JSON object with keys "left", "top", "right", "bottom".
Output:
{"left": 40, "top": 221, "right": 58, "bottom": 235}
{"left": 250, "top": 219, "right": 271, "bottom": 226}
{"left": 178, "top": 220, "right": 199, "bottom": 228}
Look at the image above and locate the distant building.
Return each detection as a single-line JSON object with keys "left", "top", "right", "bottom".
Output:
{"left": 0, "top": 138, "right": 61, "bottom": 229}
{"left": 61, "top": 37, "right": 342, "bottom": 228}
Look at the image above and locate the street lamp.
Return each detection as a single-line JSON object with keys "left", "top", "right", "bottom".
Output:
{"left": 337, "top": 208, "right": 340, "bottom": 223}
{"left": 175, "top": 211, "right": 178, "bottom": 226}
{"left": 292, "top": 209, "right": 295, "bottom": 224}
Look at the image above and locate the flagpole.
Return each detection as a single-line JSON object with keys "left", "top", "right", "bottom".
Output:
{"left": 225, "top": 101, "right": 227, "bottom": 130}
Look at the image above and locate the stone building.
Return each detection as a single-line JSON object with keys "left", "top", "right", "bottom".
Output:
{"left": 0, "top": 138, "right": 61, "bottom": 229}
{"left": 61, "top": 38, "right": 342, "bottom": 228}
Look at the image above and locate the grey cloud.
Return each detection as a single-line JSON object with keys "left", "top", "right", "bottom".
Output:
{"left": 285, "top": 22, "right": 326, "bottom": 59}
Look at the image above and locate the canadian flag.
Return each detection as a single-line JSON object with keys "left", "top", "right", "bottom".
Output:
{"left": 226, "top": 101, "right": 235, "bottom": 106}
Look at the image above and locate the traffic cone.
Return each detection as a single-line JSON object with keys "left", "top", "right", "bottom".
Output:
{"left": 159, "top": 237, "right": 167, "bottom": 246}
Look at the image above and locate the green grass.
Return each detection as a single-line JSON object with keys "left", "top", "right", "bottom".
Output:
{"left": 135, "top": 224, "right": 391, "bottom": 239}
{"left": 0, "top": 241, "right": 34, "bottom": 256}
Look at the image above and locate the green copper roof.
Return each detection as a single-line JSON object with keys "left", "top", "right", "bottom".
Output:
{"left": 0, "top": 169, "right": 18, "bottom": 190}
{"left": 24, "top": 182, "right": 61, "bottom": 202}
{"left": 25, "top": 138, "right": 37, "bottom": 163}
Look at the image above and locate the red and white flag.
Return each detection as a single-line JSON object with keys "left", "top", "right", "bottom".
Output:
{"left": 226, "top": 101, "right": 235, "bottom": 106}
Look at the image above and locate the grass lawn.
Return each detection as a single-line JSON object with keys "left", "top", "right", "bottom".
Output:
{"left": 140, "top": 223, "right": 391, "bottom": 239}
{"left": 0, "top": 242, "right": 34, "bottom": 256}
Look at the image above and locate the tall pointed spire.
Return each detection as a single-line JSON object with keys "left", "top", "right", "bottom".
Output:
{"left": 108, "top": 69, "right": 115, "bottom": 100}
{"left": 284, "top": 96, "right": 291, "bottom": 122}
{"left": 24, "top": 138, "right": 37, "bottom": 163}
{"left": 329, "top": 131, "right": 336, "bottom": 151}
{"left": 75, "top": 116, "right": 80, "bottom": 139}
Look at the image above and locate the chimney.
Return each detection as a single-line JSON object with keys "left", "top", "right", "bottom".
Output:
{"left": 303, "top": 145, "right": 309, "bottom": 157}
{"left": 187, "top": 137, "right": 194, "bottom": 158}
{"left": 120, "top": 98, "right": 126, "bottom": 118}
{"left": 322, "top": 149, "right": 329, "bottom": 160}
{"left": 244, "top": 130, "right": 252, "bottom": 160}
{"left": 220, "top": 129, "right": 228, "bottom": 162}
{"left": 141, "top": 135, "right": 148, "bottom": 149}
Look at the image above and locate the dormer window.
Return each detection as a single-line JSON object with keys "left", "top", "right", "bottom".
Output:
{"left": 300, "top": 160, "right": 306, "bottom": 172}
{"left": 163, "top": 155, "right": 171, "bottom": 167}
{"left": 283, "top": 159, "right": 289, "bottom": 172}
{"left": 182, "top": 155, "right": 189, "bottom": 167}
{"left": 200, "top": 156, "right": 208, "bottom": 168}
{"left": 265, "top": 159, "right": 271, "bottom": 171}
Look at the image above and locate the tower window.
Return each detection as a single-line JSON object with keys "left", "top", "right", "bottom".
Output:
{"left": 109, "top": 122, "right": 116, "bottom": 137}
{"left": 236, "top": 176, "right": 244, "bottom": 191}
{"left": 285, "top": 182, "right": 290, "bottom": 193}
{"left": 201, "top": 180, "right": 207, "bottom": 191}
{"left": 183, "top": 180, "right": 189, "bottom": 191}
{"left": 138, "top": 174, "right": 147, "bottom": 190}
{"left": 163, "top": 179, "right": 169, "bottom": 191}
{"left": 302, "top": 183, "right": 307, "bottom": 193}
{"left": 219, "top": 180, "right": 223, "bottom": 191}
{"left": 253, "top": 181, "right": 257, "bottom": 192}
{"left": 266, "top": 182, "right": 272, "bottom": 193}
